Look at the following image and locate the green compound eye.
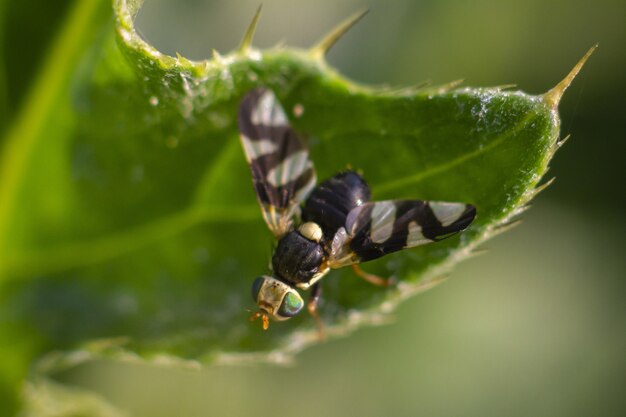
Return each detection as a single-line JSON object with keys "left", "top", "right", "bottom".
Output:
{"left": 278, "top": 290, "right": 304, "bottom": 318}
{"left": 251, "top": 276, "right": 265, "bottom": 302}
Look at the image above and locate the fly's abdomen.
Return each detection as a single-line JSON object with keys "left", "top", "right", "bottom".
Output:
{"left": 303, "top": 171, "right": 371, "bottom": 239}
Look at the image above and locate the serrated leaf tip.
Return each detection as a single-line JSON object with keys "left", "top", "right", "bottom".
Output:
{"left": 239, "top": 5, "right": 263, "bottom": 53}
{"left": 543, "top": 44, "right": 598, "bottom": 109}
{"left": 310, "top": 9, "right": 369, "bottom": 59}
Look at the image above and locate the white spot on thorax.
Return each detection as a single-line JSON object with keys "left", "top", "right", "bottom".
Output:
{"left": 299, "top": 222, "right": 322, "bottom": 242}
{"left": 149, "top": 96, "right": 159, "bottom": 106}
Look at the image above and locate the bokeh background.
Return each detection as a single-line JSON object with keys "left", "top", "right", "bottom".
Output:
{"left": 4, "top": 0, "right": 625, "bottom": 416}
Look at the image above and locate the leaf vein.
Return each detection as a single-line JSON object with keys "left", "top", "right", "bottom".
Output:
{"left": 373, "top": 111, "right": 538, "bottom": 195}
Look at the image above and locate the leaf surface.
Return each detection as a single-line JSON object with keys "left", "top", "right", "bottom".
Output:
{"left": 0, "top": 0, "right": 593, "bottom": 381}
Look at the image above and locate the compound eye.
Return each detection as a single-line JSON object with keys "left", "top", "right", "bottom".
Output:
{"left": 251, "top": 276, "right": 265, "bottom": 302}
{"left": 277, "top": 290, "right": 304, "bottom": 318}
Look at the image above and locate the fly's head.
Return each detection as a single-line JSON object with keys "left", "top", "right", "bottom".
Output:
{"left": 250, "top": 275, "right": 304, "bottom": 329}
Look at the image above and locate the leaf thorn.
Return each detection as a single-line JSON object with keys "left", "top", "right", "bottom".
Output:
{"left": 466, "top": 248, "right": 489, "bottom": 259}
{"left": 494, "top": 83, "right": 517, "bottom": 91}
{"left": 175, "top": 52, "right": 193, "bottom": 66}
{"left": 543, "top": 44, "right": 598, "bottom": 109}
{"left": 310, "top": 9, "right": 369, "bottom": 59}
{"left": 435, "top": 79, "right": 464, "bottom": 93}
{"left": 556, "top": 134, "right": 571, "bottom": 148}
{"left": 493, "top": 219, "right": 523, "bottom": 236}
{"left": 239, "top": 5, "right": 263, "bottom": 53}
{"left": 533, "top": 177, "right": 556, "bottom": 197}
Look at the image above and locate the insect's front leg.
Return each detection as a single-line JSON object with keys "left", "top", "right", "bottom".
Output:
{"left": 308, "top": 283, "right": 326, "bottom": 340}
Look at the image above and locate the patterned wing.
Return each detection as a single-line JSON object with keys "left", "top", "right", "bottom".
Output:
{"left": 238, "top": 88, "right": 317, "bottom": 238}
{"left": 329, "top": 200, "right": 476, "bottom": 267}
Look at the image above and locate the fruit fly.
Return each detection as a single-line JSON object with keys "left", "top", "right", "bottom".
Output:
{"left": 238, "top": 88, "right": 476, "bottom": 330}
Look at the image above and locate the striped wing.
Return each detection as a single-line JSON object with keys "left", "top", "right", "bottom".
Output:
{"left": 238, "top": 88, "right": 317, "bottom": 238}
{"left": 329, "top": 200, "right": 476, "bottom": 267}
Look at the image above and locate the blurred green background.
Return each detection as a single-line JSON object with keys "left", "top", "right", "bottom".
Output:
{"left": 3, "top": 0, "right": 625, "bottom": 416}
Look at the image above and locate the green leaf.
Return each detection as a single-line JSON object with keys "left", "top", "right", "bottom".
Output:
{"left": 21, "top": 377, "right": 128, "bottom": 417}
{"left": 0, "top": 0, "right": 75, "bottom": 136}
{"left": 0, "top": 0, "right": 593, "bottom": 400}
{"left": 0, "top": 0, "right": 7, "bottom": 130}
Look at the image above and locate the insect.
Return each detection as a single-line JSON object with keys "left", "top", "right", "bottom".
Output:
{"left": 238, "top": 87, "right": 476, "bottom": 331}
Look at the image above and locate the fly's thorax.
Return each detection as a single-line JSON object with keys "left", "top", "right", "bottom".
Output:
{"left": 251, "top": 275, "right": 304, "bottom": 321}
{"left": 298, "top": 222, "right": 323, "bottom": 242}
{"left": 272, "top": 226, "right": 326, "bottom": 284}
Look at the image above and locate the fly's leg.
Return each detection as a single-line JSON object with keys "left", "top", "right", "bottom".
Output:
{"left": 351, "top": 264, "right": 396, "bottom": 287}
{"left": 308, "top": 283, "right": 326, "bottom": 340}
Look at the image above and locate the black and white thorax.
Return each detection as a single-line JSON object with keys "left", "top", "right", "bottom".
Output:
{"left": 238, "top": 87, "right": 477, "bottom": 328}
